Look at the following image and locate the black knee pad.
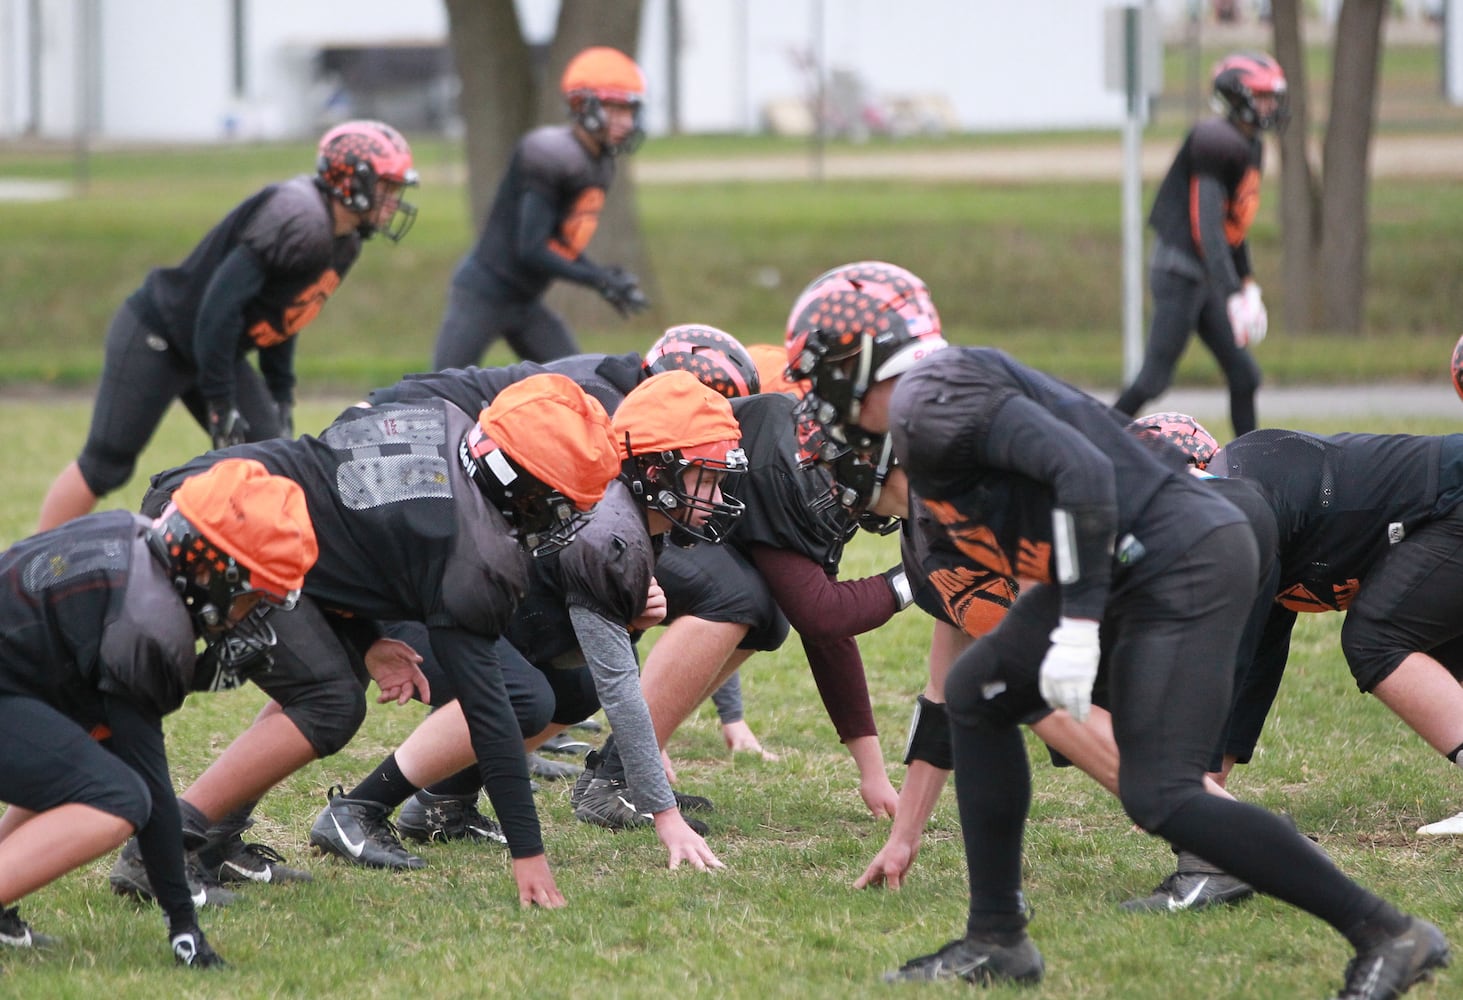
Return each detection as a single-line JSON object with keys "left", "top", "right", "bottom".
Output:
{"left": 77, "top": 443, "right": 137, "bottom": 498}
{"left": 945, "top": 652, "right": 1034, "bottom": 732}
{"left": 278, "top": 678, "right": 368, "bottom": 758}
{"left": 1339, "top": 613, "right": 1409, "bottom": 693}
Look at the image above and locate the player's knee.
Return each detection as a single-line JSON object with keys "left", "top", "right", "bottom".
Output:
{"left": 945, "top": 656, "right": 1022, "bottom": 731}
{"left": 1120, "top": 780, "right": 1203, "bottom": 834}
{"left": 1227, "top": 356, "right": 1263, "bottom": 395}
{"left": 88, "top": 768, "right": 153, "bottom": 831}
{"left": 77, "top": 445, "right": 137, "bottom": 498}
{"left": 1339, "top": 615, "right": 1406, "bottom": 693}
{"left": 280, "top": 680, "right": 368, "bottom": 757}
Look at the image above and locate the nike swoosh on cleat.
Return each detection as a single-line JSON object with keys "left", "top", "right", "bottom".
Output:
{"left": 223, "top": 860, "right": 273, "bottom": 883}
{"left": 1164, "top": 877, "right": 1211, "bottom": 912}
{"left": 939, "top": 956, "right": 991, "bottom": 978}
{"left": 0, "top": 929, "right": 32, "bottom": 947}
{"left": 191, "top": 887, "right": 208, "bottom": 908}
{"left": 330, "top": 814, "right": 367, "bottom": 858}
{"left": 615, "top": 794, "right": 652, "bottom": 820}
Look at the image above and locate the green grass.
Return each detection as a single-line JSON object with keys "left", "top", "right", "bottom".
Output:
{"left": 3, "top": 41, "right": 1463, "bottom": 392}
{"left": 3, "top": 402, "right": 1463, "bottom": 999}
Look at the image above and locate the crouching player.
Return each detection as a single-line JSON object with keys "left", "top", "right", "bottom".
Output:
{"left": 0, "top": 459, "right": 316, "bottom": 967}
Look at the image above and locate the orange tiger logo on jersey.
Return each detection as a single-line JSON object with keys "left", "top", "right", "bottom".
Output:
{"left": 549, "top": 187, "right": 605, "bottom": 260}
{"left": 928, "top": 565, "right": 1017, "bottom": 637}
{"left": 249, "top": 269, "right": 342, "bottom": 347}
{"left": 922, "top": 499, "right": 1014, "bottom": 579}
{"left": 1275, "top": 577, "right": 1360, "bottom": 613}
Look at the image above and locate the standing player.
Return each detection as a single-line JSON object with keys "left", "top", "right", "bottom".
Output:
{"left": 37, "top": 121, "right": 418, "bottom": 531}
{"left": 1, "top": 459, "right": 315, "bottom": 967}
{"left": 786, "top": 260, "right": 1448, "bottom": 998}
{"left": 1113, "top": 53, "right": 1286, "bottom": 437}
{"left": 432, "top": 46, "right": 650, "bottom": 369}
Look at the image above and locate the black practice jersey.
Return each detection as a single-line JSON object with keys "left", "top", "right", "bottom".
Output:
{"left": 891, "top": 348, "right": 1236, "bottom": 621}
{"left": 725, "top": 392, "right": 851, "bottom": 572}
{"left": 371, "top": 352, "right": 646, "bottom": 418}
{"left": 0, "top": 510, "right": 196, "bottom": 726}
{"left": 129, "top": 176, "right": 361, "bottom": 400}
{"left": 1147, "top": 117, "right": 1261, "bottom": 293}
{"left": 152, "top": 399, "right": 530, "bottom": 630}
{"left": 465, "top": 125, "right": 616, "bottom": 299}
{"left": 504, "top": 480, "right": 655, "bottom": 666}
{"left": 1215, "top": 430, "right": 1463, "bottom": 612}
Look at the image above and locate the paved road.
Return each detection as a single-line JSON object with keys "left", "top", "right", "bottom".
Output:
{"left": 1096, "top": 381, "right": 1462, "bottom": 423}
{"left": 633, "top": 134, "right": 1463, "bottom": 185}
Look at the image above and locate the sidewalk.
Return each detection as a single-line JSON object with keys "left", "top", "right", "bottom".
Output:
{"left": 1098, "top": 381, "right": 1461, "bottom": 422}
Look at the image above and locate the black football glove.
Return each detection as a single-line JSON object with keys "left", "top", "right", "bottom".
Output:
{"left": 171, "top": 924, "right": 226, "bottom": 969}
{"left": 598, "top": 266, "right": 650, "bottom": 318}
{"left": 206, "top": 399, "right": 249, "bottom": 450}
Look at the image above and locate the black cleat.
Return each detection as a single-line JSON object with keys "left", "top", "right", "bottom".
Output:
{"left": 527, "top": 752, "right": 583, "bottom": 781}
{"left": 539, "top": 732, "right": 592, "bottom": 756}
{"left": 308, "top": 785, "right": 425, "bottom": 870}
{"left": 397, "top": 790, "right": 507, "bottom": 845}
{"left": 198, "top": 818, "right": 312, "bottom": 885}
{"left": 1332, "top": 916, "right": 1450, "bottom": 1000}
{"left": 570, "top": 760, "right": 708, "bottom": 835}
{"left": 0, "top": 906, "right": 59, "bottom": 949}
{"left": 1120, "top": 851, "right": 1253, "bottom": 913}
{"left": 884, "top": 934, "right": 1045, "bottom": 985}
{"left": 108, "top": 839, "right": 237, "bottom": 908}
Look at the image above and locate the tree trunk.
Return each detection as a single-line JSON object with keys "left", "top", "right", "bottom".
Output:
{"left": 1271, "top": 0, "right": 1385, "bottom": 334}
{"left": 542, "top": 0, "right": 652, "bottom": 332}
{"left": 443, "top": 0, "right": 533, "bottom": 230}
{"left": 1318, "top": 0, "right": 1386, "bottom": 333}
{"left": 1271, "top": 0, "right": 1321, "bottom": 333}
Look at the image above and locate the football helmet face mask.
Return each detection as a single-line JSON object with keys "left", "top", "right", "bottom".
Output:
{"left": 149, "top": 507, "right": 299, "bottom": 691}
{"left": 562, "top": 47, "right": 646, "bottom": 156}
{"left": 1127, "top": 412, "right": 1220, "bottom": 470}
{"left": 460, "top": 422, "right": 590, "bottom": 557}
{"left": 1212, "top": 52, "right": 1289, "bottom": 132}
{"left": 644, "top": 325, "right": 761, "bottom": 399}
{"left": 809, "top": 432, "right": 903, "bottom": 536}
{"left": 316, "top": 120, "right": 420, "bottom": 241}
{"left": 622, "top": 443, "right": 749, "bottom": 546}
{"left": 785, "top": 261, "right": 947, "bottom": 440}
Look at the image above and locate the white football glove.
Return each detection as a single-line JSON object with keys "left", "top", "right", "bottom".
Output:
{"left": 1226, "top": 282, "right": 1267, "bottom": 348}
{"left": 1038, "top": 617, "right": 1101, "bottom": 723}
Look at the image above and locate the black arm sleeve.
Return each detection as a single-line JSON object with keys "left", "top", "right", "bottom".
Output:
{"left": 1195, "top": 174, "right": 1243, "bottom": 295}
{"left": 193, "top": 245, "right": 269, "bottom": 405}
{"left": 426, "top": 625, "right": 543, "bottom": 858}
{"left": 102, "top": 693, "right": 197, "bottom": 933}
{"left": 983, "top": 395, "right": 1118, "bottom": 620}
{"left": 515, "top": 189, "right": 610, "bottom": 288}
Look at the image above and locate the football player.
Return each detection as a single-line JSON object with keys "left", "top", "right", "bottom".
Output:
{"left": 1113, "top": 52, "right": 1287, "bottom": 437}
{"left": 787, "top": 259, "right": 1447, "bottom": 999}
{"left": 109, "top": 374, "right": 621, "bottom": 909}
{"left": 432, "top": 46, "right": 650, "bottom": 369}
{"left": 0, "top": 459, "right": 315, "bottom": 967}
{"left": 37, "top": 121, "right": 418, "bottom": 531}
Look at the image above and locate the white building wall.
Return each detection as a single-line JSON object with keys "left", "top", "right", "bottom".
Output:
{"left": 0, "top": 0, "right": 1255, "bottom": 143}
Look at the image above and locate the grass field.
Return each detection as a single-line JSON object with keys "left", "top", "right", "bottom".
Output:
{"left": 3, "top": 35, "right": 1463, "bottom": 1000}
{"left": 2, "top": 405, "right": 1463, "bottom": 1000}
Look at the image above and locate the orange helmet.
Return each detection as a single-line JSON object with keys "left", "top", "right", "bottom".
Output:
{"left": 561, "top": 46, "right": 646, "bottom": 155}
{"left": 316, "top": 120, "right": 420, "bottom": 241}
{"left": 158, "top": 458, "right": 318, "bottom": 689}
{"left": 644, "top": 324, "right": 760, "bottom": 399}
{"left": 469, "top": 374, "right": 621, "bottom": 555}
{"left": 748, "top": 343, "right": 809, "bottom": 398}
{"left": 613, "top": 371, "right": 748, "bottom": 544}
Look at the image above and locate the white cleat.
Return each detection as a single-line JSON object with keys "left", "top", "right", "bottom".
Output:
{"left": 1417, "top": 810, "right": 1463, "bottom": 835}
